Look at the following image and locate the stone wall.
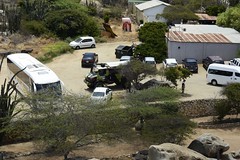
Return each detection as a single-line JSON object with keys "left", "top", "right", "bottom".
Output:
{"left": 178, "top": 99, "right": 222, "bottom": 118}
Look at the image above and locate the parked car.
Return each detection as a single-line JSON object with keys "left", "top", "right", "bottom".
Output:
{"left": 69, "top": 36, "right": 96, "bottom": 49}
{"left": 81, "top": 52, "right": 98, "bottom": 67}
{"left": 90, "top": 87, "right": 112, "bottom": 102}
{"left": 163, "top": 58, "right": 178, "bottom": 68}
{"left": 120, "top": 56, "right": 132, "bottom": 62}
{"left": 202, "top": 56, "right": 224, "bottom": 70}
{"left": 229, "top": 58, "right": 240, "bottom": 67}
{"left": 182, "top": 58, "right": 198, "bottom": 73}
{"left": 143, "top": 57, "right": 156, "bottom": 68}
{"left": 115, "top": 45, "right": 134, "bottom": 58}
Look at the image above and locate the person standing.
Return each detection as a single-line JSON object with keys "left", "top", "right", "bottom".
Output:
{"left": 182, "top": 79, "right": 186, "bottom": 94}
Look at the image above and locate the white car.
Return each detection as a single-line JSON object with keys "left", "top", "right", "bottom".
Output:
{"left": 163, "top": 58, "right": 178, "bottom": 68}
{"left": 120, "top": 56, "right": 132, "bottom": 62}
{"left": 69, "top": 36, "right": 96, "bottom": 49}
{"left": 143, "top": 57, "right": 156, "bottom": 67}
{"left": 90, "top": 87, "right": 112, "bottom": 102}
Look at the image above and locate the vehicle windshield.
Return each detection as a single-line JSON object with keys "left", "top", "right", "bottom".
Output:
{"left": 75, "top": 38, "right": 82, "bottom": 42}
{"left": 35, "top": 81, "right": 62, "bottom": 95}
{"left": 214, "top": 60, "right": 224, "bottom": 64}
{"left": 168, "top": 63, "right": 177, "bottom": 66}
{"left": 146, "top": 61, "right": 155, "bottom": 64}
{"left": 187, "top": 61, "right": 197, "bottom": 65}
{"left": 92, "top": 92, "right": 104, "bottom": 97}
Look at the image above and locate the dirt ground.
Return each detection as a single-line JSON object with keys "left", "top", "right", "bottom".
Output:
{"left": 0, "top": 20, "right": 240, "bottom": 159}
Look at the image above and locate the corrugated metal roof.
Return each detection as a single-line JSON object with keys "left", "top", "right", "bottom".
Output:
{"left": 167, "top": 24, "right": 240, "bottom": 43}
{"left": 167, "top": 31, "right": 231, "bottom": 43}
{"left": 136, "top": 0, "right": 170, "bottom": 11}
{"left": 195, "top": 13, "right": 217, "bottom": 21}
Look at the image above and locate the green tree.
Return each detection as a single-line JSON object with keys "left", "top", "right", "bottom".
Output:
{"left": 217, "top": 5, "right": 240, "bottom": 32}
{"left": 206, "top": 5, "right": 226, "bottom": 16}
{"left": 44, "top": 9, "right": 100, "bottom": 39}
{"left": 157, "top": 5, "right": 198, "bottom": 25}
{"left": 135, "top": 22, "right": 168, "bottom": 62}
{"left": 11, "top": 92, "right": 194, "bottom": 159}
{"left": 19, "top": 0, "right": 49, "bottom": 21}
{"left": 119, "top": 60, "right": 157, "bottom": 90}
{"left": 5, "top": 7, "right": 21, "bottom": 34}
{"left": 164, "top": 67, "right": 192, "bottom": 86}
{"left": 221, "top": 83, "right": 240, "bottom": 117}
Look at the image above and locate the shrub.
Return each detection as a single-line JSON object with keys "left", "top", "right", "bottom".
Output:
{"left": 20, "top": 20, "right": 48, "bottom": 36}
{"left": 214, "top": 100, "right": 231, "bottom": 121}
{"left": 125, "top": 87, "right": 180, "bottom": 107}
{"left": 38, "top": 41, "right": 73, "bottom": 63}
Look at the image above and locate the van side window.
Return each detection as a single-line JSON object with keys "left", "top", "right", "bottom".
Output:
{"left": 208, "top": 69, "right": 233, "bottom": 76}
{"left": 235, "top": 72, "right": 240, "bottom": 77}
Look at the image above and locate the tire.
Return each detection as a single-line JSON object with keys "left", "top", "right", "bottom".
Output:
{"left": 75, "top": 46, "right": 80, "bottom": 50}
{"left": 211, "top": 80, "right": 218, "bottom": 86}
{"left": 91, "top": 44, "right": 96, "bottom": 48}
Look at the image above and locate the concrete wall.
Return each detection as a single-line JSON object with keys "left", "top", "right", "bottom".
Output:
{"left": 136, "top": 5, "right": 167, "bottom": 24}
{"left": 167, "top": 41, "right": 240, "bottom": 62}
{"left": 143, "top": 5, "right": 167, "bottom": 23}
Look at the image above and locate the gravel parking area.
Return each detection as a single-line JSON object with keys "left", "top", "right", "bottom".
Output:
{"left": 0, "top": 41, "right": 224, "bottom": 101}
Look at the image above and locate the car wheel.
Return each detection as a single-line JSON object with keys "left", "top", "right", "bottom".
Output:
{"left": 91, "top": 44, "right": 96, "bottom": 48}
{"left": 75, "top": 46, "right": 80, "bottom": 50}
{"left": 211, "top": 80, "right": 218, "bottom": 86}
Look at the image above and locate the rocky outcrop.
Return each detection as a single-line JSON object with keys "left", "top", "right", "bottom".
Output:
{"left": 188, "top": 133, "right": 230, "bottom": 158}
{"left": 148, "top": 143, "right": 209, "bottom": 160}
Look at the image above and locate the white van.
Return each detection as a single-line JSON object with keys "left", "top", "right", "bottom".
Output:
{"left": 206, "top": 63, "right": 240, "bottom": 85}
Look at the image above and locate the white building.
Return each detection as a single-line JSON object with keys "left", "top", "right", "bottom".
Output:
{"left": 135, "top": 0, "right": 170, "bottom": 24}
{"left": 166, "top": 24, "right": 240, "bottom": 62}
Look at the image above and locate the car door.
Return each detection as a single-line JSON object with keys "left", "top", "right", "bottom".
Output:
{"left": 106, "top": 88, "right": 112, "bottom": 100}
{"left": 81, "top": 39, "right": 90, "bottom": 48}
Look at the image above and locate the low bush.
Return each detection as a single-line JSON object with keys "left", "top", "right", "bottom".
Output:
{"left": 20, "top": 20, "right": 48, "bottom": 36}
{"left": 38, "top": 41, "right": 73, "bottom": 63}
{"left": 125, "top": 87, "right": 180, "bottom": 106}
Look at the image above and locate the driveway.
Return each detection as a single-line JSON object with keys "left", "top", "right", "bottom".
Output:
{"left": 0, "top": 41, "right": 224, "bottom": 100}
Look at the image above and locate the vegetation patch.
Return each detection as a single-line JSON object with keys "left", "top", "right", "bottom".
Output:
{"left": 37, "top": 41, "right": 73, "bottom": 63}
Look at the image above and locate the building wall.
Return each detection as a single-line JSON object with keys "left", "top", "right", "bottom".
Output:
{"left": 136, "top": 5, "right": 167, "bottom": 24}
{"left": 143, "top": 5, "right": 167, "bottom": 22}
{"left": 167, "top": 41, "right": 240, "bottom": 62}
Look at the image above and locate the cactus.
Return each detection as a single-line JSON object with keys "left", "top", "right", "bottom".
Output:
{"left": 0, "top": 68, "right": 25, "bottom": 144}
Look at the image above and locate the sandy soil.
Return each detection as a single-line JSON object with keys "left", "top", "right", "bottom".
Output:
{"left": 0, "top": 21, "right": 240, "bottom": 159}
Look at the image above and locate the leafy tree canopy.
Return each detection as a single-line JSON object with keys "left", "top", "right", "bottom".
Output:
{"left": 135, "top": 22, "right": 168, "bottom": 62}
{"left": 217, "top": 5, "right": 240, "bottom": 32}
{"left": 44, "top": 9, "right": 100, "bottom": 39}
{"left": 158, "top": 5, "right": 198, "bottom": 25}
{"left": 164, "top": 67, "right": 192, "bottom": 86}
{"left": 206, "top": 5, "right": 226, "bottom": 16}
{"left": 119, "top": 60, "right": 157, "bottom": 89}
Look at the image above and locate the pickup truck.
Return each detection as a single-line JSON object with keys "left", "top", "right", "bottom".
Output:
{"left": 115, "top": 45, "right": 134, "bottom": 58}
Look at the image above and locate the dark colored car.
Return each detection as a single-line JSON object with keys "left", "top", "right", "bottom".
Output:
{"left": 182, "top": 58, "right": 198, "bottom": 73}
{"left": 202, "top": 56, "right": 224, "bottom": 70}
{"left": 115, "top": 45, "right": 134, "bottom": 58}
{"left": 81, "top": 52, "right": 98, "bottom": 67}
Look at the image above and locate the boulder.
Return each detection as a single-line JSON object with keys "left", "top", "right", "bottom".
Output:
{"left": 222, "top": 150, "right": 240, "bottom": 160}
{"left": 188, "top": 133, "right": 230, "bottom": 158}
{"left": 148, "top": 143, "right": 209, "bottom": 160}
